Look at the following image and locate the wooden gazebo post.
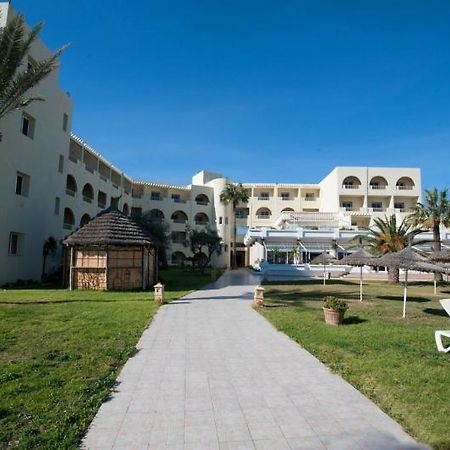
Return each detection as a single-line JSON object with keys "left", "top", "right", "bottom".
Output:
{"left": 69, "top": 246, "right": 74, "bottom": 291}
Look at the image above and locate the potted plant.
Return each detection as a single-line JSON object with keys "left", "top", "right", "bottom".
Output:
{"left": 323, "top": 296, "right": 348, "bottom": 325}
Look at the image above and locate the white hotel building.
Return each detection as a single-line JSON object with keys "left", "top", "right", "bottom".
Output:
{"left": 1, "top": 3, "right": 449, "bottom": 286}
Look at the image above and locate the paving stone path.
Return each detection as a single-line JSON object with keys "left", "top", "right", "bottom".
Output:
{"left": 83, "top": 270, "right": 428, "bottom": 450}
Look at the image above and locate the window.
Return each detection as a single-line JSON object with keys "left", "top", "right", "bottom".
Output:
{"left": 62, "top": 113, "right": 69, "bottom": 132}
{"left": 305, "top": 193, "right": 315, "bottom": 201}
{"left": 151, "top": 191, "right": 161, "bottom": 201}
{"left": 15, "top": 172, "right": 30, "bottom": 196}
{"left": 225, "top": 217, "right": 229, "bottom": 225}
{"left": 171, "top": 194, "right": 180, "bottom": 202}
{"left": 281, "top": 192, "right": 290, "bottom": 200}
{"left": 21, "top": 113, "right": 35, "bottom": 138}
{"left": 371, "top": 202, "right": 383, "bottom": 211}
{"left": 341, "top": 201, "right": 353, "bottom": 211}
{"left": 98, "top": 191, "right": 107, "bottom": 208}
{"left": 8, "top": 232, "right": 23, "bottom": 255}
{"left": 58, "top": 155, "right": 64, "bottom": 173}
{"left": 219, "top": 217, "right": 223, "bottom": 225}
{"left": 394, "top": 202, "right": 405, "bottom": 211}
{"left": 54, "top": 197, "right": 60, "bottom": 215}
{"left": 258, "top": 192, "right": 270, "bottom": 200}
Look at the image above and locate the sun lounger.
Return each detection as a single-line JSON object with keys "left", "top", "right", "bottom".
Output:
{"left": 435, "top": 299, "right": 450, "bottom": 353}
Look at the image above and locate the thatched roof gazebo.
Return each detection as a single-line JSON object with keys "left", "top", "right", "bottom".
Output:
{"left": 310, "top": 252, "right": 338, "bottom": 265}
{"left": 428, "top": 250, "right": 450, "bottom": 263}
{"left": 63, "top": 207, "right": 157, "bottom": 291}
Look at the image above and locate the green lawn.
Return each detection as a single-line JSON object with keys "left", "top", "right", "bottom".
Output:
{"left": 260, "top": 280, "right": 450, "bottom": 449}
{"left": 0, "top": 267, "right": 212, "bottom": 450}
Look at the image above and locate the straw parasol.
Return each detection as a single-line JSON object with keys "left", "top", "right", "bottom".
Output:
{"left": 310, "top": 252, "right": 338, "bottom": 286}
{"left": 428, "top": 249, "right": 450, "bottom": 263}
{"left": 340, "top": 249, "right": 374, "bottom": 302}
{"left": 372, "top": 247, "right": 445, "bottom": 318}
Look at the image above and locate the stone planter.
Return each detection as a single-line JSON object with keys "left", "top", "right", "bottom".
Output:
{"left": 323, "top": 307, "right": 345, "bottom": 326}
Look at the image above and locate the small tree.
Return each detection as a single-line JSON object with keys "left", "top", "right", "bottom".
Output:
{"left": 134, "top": 211, "right": 170, "bottom": 268}
{"left": 42, "top": 236, "right": 57, "bottom": 280}
{"left": 219, "top": 183, "right": 249, "bottom": 269}
{"left": 186, "top": 227, "right": 222, "bottom": 273}
{"left": 0, "top": 14, "right": 67, "bottom": 122}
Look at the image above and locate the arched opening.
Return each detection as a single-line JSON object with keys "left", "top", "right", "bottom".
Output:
{"left": 66, "top": 175, "right": 77, "bottom": 196}
{"left": 396, "top": 177, "right": 415, "bottom": 190}
{"left": 256, "top": 207, "right": 271, "bottom": 219}
{"left": 63, "top": 208, "right": 75, "bottom": 230}
{"left": 123, "top": 203, "right": 129, "bottom": 215}
{"left": 194, "top": 212, "right": 209, "bottom": 226}
{"left": 82, "top": 183, "right": 94, "bottom": 203}
{"left": 171, "top": 210, "right": 188, "bottom": 224}
{"left": 281, "top": 207, "right": 295, "bottom": 213}
{"left": 195, "top": 194, "right": 209, "bottom": 205}
{"left": 149, "top": 209, "right": 165, "bottom": 222}
{"left": 171, "top": 251, "right": 186, "bottom": 266}
{"left": 80, "top": 214, "right": 91, "bottom": 227}
{"left": 370, "top": 176, "right": 388, "bottom": 190}
{"left": 342, "top": 176, "right": 361, "bottom": 189}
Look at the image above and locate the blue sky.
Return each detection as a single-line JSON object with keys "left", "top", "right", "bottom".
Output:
{"left": 13, "top": 0, "right": 450, "bottom": 188}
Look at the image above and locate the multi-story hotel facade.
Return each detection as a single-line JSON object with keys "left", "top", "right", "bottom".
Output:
{"left": 1, "top": 3, "right": 449, "bottom": 286}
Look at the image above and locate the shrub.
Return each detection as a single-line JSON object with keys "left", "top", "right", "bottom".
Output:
{"left": 323, "top": 296, "right": 348, "bottom": 313}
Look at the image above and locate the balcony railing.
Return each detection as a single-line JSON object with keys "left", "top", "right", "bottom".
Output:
{"left": 304, "top": 197, "right": 316, "bottom": 201}
{"left": 257, "top": 215, "right": 270, "bottom": 219}
{"left": 172, "top": 219, "right": 187, "bottom": 224}
{"left": 172, "top": 198, "right": 187, "bottom": 203}
{"left": 83, "top": 196, "right": 93, "bottom": 203}
{"left": 151, "top": 196, "right": 163, "bottom": 201}
{"left": 280, "top": 197, "right": 294, "bottom": 201}
{"left": 257, "top": 196, "right": 270, "bottom": 200}
{"left": 370, "top": 185, "right": 387, "bottom": 190}
{"left": 100, "top": 175, "right": 108, "bottom": 182}
{"left": 196, "top": 201, "right": 209, "bottom": 206}
{"left": 342, "top": 184, "right": 360, "bottom": 189}
{"left": 66, "top": 188, "right": 76, "bottom": 197}
{"left": 98, "top": 202, "right": 106, "bottom": 209}
{"left": 63, "top": 223, "right": 73, "bottom": 230}
{"left": 195, "top": 221, "right": 208, "bottom": 226}
{"left": 396, "top": 185, "right": 414, "bottom": 190}
{"left": 372, "top": 207, "right": 384, "bottom": 212}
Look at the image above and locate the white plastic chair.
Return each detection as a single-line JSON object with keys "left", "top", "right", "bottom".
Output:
{"left": 435, "top": 299, "right": 450, "bottom": 353}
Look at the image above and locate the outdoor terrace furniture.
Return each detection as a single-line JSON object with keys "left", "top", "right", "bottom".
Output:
{"left": 435, "top": 299, "right": 450, "bottom": 353}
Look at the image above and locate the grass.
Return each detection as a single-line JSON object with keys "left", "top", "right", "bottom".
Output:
{"left": 260, "top": 279, "right": 450, "bottom": 449}
{"left": 0, "top": 267, "right": 212, "bottom": 450}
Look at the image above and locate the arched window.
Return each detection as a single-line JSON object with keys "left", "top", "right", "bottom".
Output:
{"left": 195, "top": 194, "right": 209, "bottom": 205}
{"left": 256, "top": 207, "right": 271, "bottom": 219}
{"left": 82, "top": 183, "right": 94, "bottom": 203}
{"left": 369, "top": 176, "right": 388, "bottom": 190}
{"left": 281, "top": 207, "right": 294, "bottom": 213}
{"left": 171, "top": 251, "right": 186, "bottom": 266}
{"left": 63, "top": 208, "right": 75, "bottom": 230}
{"left": 80, "top": 214, "right": 91, "bottom": 227}
{"left": 171, "top": 210, "right": 188, "bottom": 223}
{"left": 194, "top": 212, "right": 209, "bottom": 225}
{"left": 342, "top": 176, "right": 361, "bottom": 189}
{"left": 66, "top": 175, "right": 77, "bottom": 196}
{"left": 123, "top": 203, "right": 129, "bottom": 215}
{"left": 396, "top": 177, "right": 415, "bottom": 190}
{"left": 149, "top": 209, "right": 165, "bottom": 222}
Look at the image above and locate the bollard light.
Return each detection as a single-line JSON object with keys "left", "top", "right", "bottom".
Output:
{"left": 253, "top": 285, "right": 265, "bottom": 308}
{"left": 154, "top": 282, "right": 166, "bottom": 304}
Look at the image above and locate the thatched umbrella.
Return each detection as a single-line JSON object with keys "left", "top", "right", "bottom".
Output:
{"left": 340, "top": 249, "right": 374, "bottom": 302}
{"left": 428, "top": 251, "right": 450, "bottom": 283}
{"left": 310, "top": 252, "right": 338, "bottom": 285}
{"left": 372, "top": 247, "right": 445, "bottom": 318}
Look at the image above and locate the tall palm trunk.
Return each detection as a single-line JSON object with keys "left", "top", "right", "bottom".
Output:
{"left": 231, "top": 204, "right": 237, "bottom": 269}
{"left": 433, "top": 221, "right": 443, "bottom": 281}
{"left": 388, "top": 266, "right": 399, "bottom": 283}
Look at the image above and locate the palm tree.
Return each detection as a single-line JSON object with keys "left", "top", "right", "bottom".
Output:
{"left": 42, "top": 236, "right": 57, "bottom": 280}
{"left": 0, "top": 13, "right": 66, "bottom": 121}
{"left": 220, "top": 183, "right": 249, "bottom": 269}
{"left": 357, "top": 215, "right": 422, "bottom": 283}
{"left": 407, "top": 188, "right": 450, "bottom": 281}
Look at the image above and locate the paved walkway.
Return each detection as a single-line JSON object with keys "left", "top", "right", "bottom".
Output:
{"left": 83, "top": 270, "right": 427, "bottom": 450}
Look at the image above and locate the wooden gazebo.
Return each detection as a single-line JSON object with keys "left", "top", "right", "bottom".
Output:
{"left": 63, "top": 207, "right": 157, "bottom": 290}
